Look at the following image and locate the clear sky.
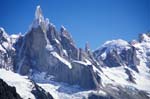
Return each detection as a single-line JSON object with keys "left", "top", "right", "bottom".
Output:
{"left": 0, "top": 0, "right": 150, "bottom": 49}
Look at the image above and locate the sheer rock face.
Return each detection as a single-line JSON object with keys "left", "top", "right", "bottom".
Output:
{"left": 47, "top": 61, "right": 101, "bottom": 89}
{"left": 13, "top": 25, "right": 101, "bottom": 89}
{"left": 14, "top": 26, "right": 51, "bottom": 74}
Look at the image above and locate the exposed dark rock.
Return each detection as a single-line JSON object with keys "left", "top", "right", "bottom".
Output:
{"left": 70, "top": 63, "right": 101, "bottom": 89}
{"left": 0, "top": 79, "right": 22, "bottom": 99}
{"left": 88, "top": 86, "right": 150, "bottom": 99}
{"left": 60, "top": 26, "right": 79, "bottom": 60}
{"left": 103, "top": 49, "right": 122, "bottom": 67}
{"left": 0, "top": 29, "right": 8, "bottom": 43}
{"left": 32, "top": 82, "right": 54, "bottom": 99}
{"left": 124, "top": 68, "right": 136, "bottom": 83}
{"left": 79, "top": 48, "right": 84, "bottom": 61}
{"left": 0, "top": 28, "right": 15, "bottom": 70}
{"left": 103, "top": 84, "right": 150, "bottom": 99}
{"left": 14, "top": 26, "right": 50, "bottom": 74}
{"left": 120, "top": 47, "right": 139, "bottom": 72}
{"left": 88, "top": 93, "right": 114, "bottom": 99}
{"left": 93, "top": 43, "right": 140, "bottom": 72}
{"left": 46, "top": 60, "right": 101, "bottom": 89}
{"left": 46, "top": 24, "right": 63, "bottom": 56}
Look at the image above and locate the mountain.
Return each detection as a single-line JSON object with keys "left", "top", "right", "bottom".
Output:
{"left": 0, "top": 5, "right": 150, "bottom": 99}
{"left": 93, "top": 35, "right": 150, "bottom": 97}
{"left": 12, "top": 5, "right": 101, "bottom": 89}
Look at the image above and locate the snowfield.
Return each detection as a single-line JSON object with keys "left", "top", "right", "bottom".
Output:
{"left": 0, "top": 69, "right": 35, "bottom": 99}
{"left": 30, "top": 70, "right": 106, "bottom": 99}
{"left": 38, "top": 82, "right": 106, "bottom": 99}
{"left": 0, "top": 69, "right": 107, "bottom": 99}
{"left": 101, "top": 66, "right": 150, "bottom": 93}
{"left": 1, "top": 66, "right": 150, "bottom": 99}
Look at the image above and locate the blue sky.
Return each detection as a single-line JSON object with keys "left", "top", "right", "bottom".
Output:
{"left": 0, "top": 0, "right": 150, "bottom": 49}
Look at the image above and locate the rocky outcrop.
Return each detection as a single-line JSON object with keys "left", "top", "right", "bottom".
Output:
{"left": 0, "top": 28, "right": 15, "bottom": 70}
{"left": 32, "top": 82, "right": 54, "bottom": 99}
{"left": 70, "top": 62, "right": 101, "bottom": 89}
{"left": 60, "top": 26, "right": 79, "bottom": 60}
{"left": 124, "top": 68, "right": 136, "bottom": 83}
{"left": 14, "top": 26, "right": 51, "bottom": 74}
{"left": 93, "top": 39, "right": 140, "bottom": 71}
{"left": 88, "top": 84, "right": 150, "bottom": 99}
{"left": 0, "top": 79, "right": 22, "bottom": 99}
{"left": 88, "top": 93, "right": 114, "bottom": 99}
{"left": 103, "top": 85, "right": 150, "bottom": 99}
{"left": 45, "top": 60, "right": 101, "bottom": 89}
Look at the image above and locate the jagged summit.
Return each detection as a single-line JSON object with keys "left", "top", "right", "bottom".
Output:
{"left": 61, "top": 25, "right": 66, "bottom": 31}
{"left": 0, "top": 27, "right": 9, "bottom": 39}
{"left": 31, "top": 5, "right": 50, "bottom": 32}
{"left": 139, "top": 33, "right": 150, "bottom": 42}
{"left": 32, "top": 5, "right": 67, "bottom": 34}
{"left": 35, "top": 5, "right": 44, "bottom": 20}
{"left": 60, "top": 25, "right": 74, "bottom": 43}
{"left": 60, "top": 25, "right": 69, "bottom": 36}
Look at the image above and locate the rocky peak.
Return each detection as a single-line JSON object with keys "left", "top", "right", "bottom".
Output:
{"left": 85, "top": 41, "right": 90, "bottom": 53}
{"left": 35, "top": 5, "right": 44, "bottom": 21}
{"left": 60, "top": 25, "right": 66, "bottom": 32}
{"left": 60, "top": 26, "right": 72, "bottom": 40}
{"left": 31, "top": 5, "right": 50, "bottom": 33}
{"left": 139, "top": 33, "right": 150, "bottom": 43}
{"left": 0, "top": 28, "right": 10, "bottom": 43}
{"left": 59, "top": 25, "right": 79, "bottom": 60}
{"left": 93, "top": 39, "right": 139, "bottom": 69}
{"left": 60, "top": 26, "right": 76, "bottom": 46}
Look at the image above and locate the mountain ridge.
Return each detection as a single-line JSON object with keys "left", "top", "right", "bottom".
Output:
{"left": 0, "top": 5, "right": 150, "bottom": 99}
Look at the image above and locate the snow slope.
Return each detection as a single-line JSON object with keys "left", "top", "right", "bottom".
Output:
{"left": 38, "top": 83, "right": 106, "bottom": 99}
{"left": 94, "top": 36, "right": 150, "bottom": 96}
{"left": 100, "top": 39, "right": 130, "bottom": 53}
{"left": 101, "top": 66, "right": 150, "bottom": 94}
{"left": 0, "top": 69, "right": 35, "bottom": 99}
{"left": 29, "top": 69, "right": 106, "bottom": 99}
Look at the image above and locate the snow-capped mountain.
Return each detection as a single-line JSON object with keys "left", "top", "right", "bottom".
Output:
{"left": 0, "top": 27, "right": 16, "bottom": 70}
{"left": 0, "top": 5, "right": 150, "bottom": 99}
{"left": 93, "top": 36, "right": 150, "bottom": 96}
